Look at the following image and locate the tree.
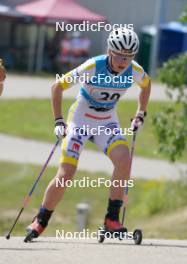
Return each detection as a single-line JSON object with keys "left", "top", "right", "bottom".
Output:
{"left": 153, "top": 7, "right": 187, "bottom": 162}
{"left": 179, "top": 5, "right": 187, "bottom": 23}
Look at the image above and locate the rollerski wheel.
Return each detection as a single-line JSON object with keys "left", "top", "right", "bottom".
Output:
{"left": 97, "top": 227, "right": 105, "bottom": 243}
{"left": 133, "top": 229, "right": 143, "bottom": 245}
{"left": 97, "top": 226, "right": 128, "bottom": 243}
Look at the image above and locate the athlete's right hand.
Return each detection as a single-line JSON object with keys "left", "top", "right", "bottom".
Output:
{"left": 54, "top": 117, "right": 67, "bottom": 139}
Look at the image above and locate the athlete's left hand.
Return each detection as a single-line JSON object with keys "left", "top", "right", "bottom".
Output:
{"left": 131, "top": 111, "right": 146, "bottom": 132}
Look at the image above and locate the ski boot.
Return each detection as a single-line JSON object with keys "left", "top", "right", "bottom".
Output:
{"left": 24, "top": 216, "right": 45, "bottom": 242}
{"left": 98, "top": 217, "right": 128, "bottom": 243}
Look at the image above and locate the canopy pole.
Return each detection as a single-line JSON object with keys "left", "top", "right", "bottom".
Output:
{"left": 36, "top": 24, "right": 46, "bottom": 72}
{"left": 28, "top": 24, "right": 37, "bottom": 73}
{"left": 150, "top": 0, "right": 166, "bottom": 77}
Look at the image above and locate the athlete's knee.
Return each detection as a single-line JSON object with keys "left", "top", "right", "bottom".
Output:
{"left": 55, "top": 163, "right": 76, "bottom": 187}
{"left": 110, "top": 145, "right": 131, "bottom": 170}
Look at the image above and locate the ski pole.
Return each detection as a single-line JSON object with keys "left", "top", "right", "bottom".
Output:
{"left": 121, "top": 132, "right": 137, "bottom": 225}
{"left": 6, "top": 139, "right": 60, "bottom": 239}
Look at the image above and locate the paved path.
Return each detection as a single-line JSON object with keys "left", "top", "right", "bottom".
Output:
{"left": 0, "top": 134, "right": 186, "bottom": 180}
{"left": 1, "top": 237, "right": 187, "bottom": 264}
{"left": 1, "top": 74, "right": 173, "bottom": 101}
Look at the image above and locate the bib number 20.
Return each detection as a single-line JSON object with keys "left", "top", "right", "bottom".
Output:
{"left": 100, "top": 92, "right": 120, "bottom": 101}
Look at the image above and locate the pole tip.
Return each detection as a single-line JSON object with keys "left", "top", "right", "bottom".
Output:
{"left": 6, "top": 234, "right": 10, "bottom": 240}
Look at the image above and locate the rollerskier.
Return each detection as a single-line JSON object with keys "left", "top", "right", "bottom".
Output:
{"left": 24, "top": 27, "right": 151, "bottom": 242}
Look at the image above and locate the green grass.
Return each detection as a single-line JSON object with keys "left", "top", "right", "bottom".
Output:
{"left": 0, "top": 99, "right": 186, "bottom": 162}
{"left": 1, "top": 161, "right": 187, "bottom": 239}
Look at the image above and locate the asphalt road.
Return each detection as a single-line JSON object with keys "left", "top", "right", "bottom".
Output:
{"left": 0, "top": 237, "right": 187, "bottom": 264}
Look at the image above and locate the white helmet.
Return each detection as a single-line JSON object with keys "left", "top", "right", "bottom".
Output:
{"left": 107, "top": 27, "right": 139, "bottom": 55}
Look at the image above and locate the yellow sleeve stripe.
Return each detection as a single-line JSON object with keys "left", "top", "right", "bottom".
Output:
{"left": 83, "top": 61, "right": 96, "bottom": 71}
{"left": 139, "top": 75, "right": 151, "bottom": 89}
{"left": 59, "top": 71, "right": 73, "bottom": 90}
{"left": 132, "top": 63, "right": 143, "bottom": 73}
{"left": 59, "top": 61, "right": 95, "bottom": 90}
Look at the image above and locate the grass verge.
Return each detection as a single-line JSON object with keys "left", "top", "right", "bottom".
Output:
{"left": 0, "top": 161, "right": 187, "bottom": 239}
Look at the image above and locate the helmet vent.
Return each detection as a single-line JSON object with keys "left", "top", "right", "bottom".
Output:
{"left": 130, "top": 42, "right": 136, "bottom": 51}
{"left": 112, "top": 40, "right": 120, "bottom": 50}
{"left": 122, "top": 35, "right": 127, "bottom": 45}
{"left": 119, "top": 41, "right": 125, "bottom": 50}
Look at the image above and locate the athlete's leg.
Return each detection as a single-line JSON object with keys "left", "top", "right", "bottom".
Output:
{"left": 25, "top": 162, "right": 77, "bottom": 238}
{"left": 93, "top": 116, "right": 131, "bottom": 201}
{"left": 103, "top": 143, "right": 130, "bottom": 231}
{"left": 108, "top": 144, "right": 131, "bottom": 201}
{"left": 93, "top": 116, "right": 130, "bottom": 231}
{"left": 42, "top": 163, "right": 77, "bottom": 210}
{"left": 26, "top": 127, "right": 89, "bottom": 238}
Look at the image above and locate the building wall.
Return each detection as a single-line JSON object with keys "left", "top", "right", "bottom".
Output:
{"left": 77, "top": 0, "right": 187, "bottom": 55}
